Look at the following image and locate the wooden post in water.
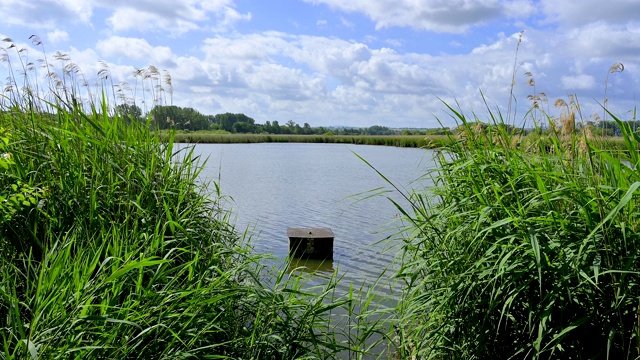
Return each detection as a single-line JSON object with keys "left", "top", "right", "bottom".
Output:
{"left": 287, "top": 227, "right": 334, "bottom": 259}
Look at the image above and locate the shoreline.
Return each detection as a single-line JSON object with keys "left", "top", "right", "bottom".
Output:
{"left": 165, "top": 132, "right": 451, "bottom": 148}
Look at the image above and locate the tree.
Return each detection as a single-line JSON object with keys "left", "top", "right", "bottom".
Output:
{"left": 271, "top": 120, "right": 281, "bottom": 134}
{"left": 232, "top": 121, "right": 254, "bottom": 133}
{"left": 115, "top": 104, "right": 142, "bottom": 123}
{"left": 367, "top": 125, "right": 394, "bottom": 135}
{"left": 213, "top": 113, "right": 256, "bottom": 132}
{"left": 178, "top": 107, "right": 208, "bottom": 131}
{"left": 150, "top": 105, "right": 180, "bottom": 129}
{"left": 149, "top": 105, "right": 209, "bottom": 131}
{"left": 260, "top": 121, "right": 272, "bottom": 133}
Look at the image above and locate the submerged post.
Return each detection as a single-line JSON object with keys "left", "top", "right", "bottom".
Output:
{"left": 287, "top": 227, "right": 334, "bottom": 259}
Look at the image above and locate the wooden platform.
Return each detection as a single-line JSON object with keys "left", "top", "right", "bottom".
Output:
{"left": 287, "top": 227, "right": 334, "bottom": 259}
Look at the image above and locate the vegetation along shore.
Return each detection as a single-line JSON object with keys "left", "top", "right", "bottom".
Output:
{"left": 2, "top": 36, "right": 640, "bottom": 359}
{"left": 167, "top": 132, "right": 450, "bottom": 148}
{"left": 0, "top": 39, "right": 375, "bottom": 359}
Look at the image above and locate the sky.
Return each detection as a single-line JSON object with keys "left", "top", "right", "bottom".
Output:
{"left": 0, "top": 0, "right": 639, "bottom": 128}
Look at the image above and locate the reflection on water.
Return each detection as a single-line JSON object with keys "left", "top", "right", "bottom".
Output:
{"left": 287, "top": 256, "right": 335, "bottom": 274}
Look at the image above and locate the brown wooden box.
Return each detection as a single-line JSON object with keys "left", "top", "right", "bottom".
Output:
{"left": 287, "top": 228, "right": 334, "bottom": 259}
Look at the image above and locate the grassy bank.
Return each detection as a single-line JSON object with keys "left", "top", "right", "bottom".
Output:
{"left": 391, "top": 102, "right": 640, "bottom": 359}
{"left": 167, "top": 130, "right": 633, "bottom": 153}
{"left": 167, "top": 132, "right": 450, "bottom": 148}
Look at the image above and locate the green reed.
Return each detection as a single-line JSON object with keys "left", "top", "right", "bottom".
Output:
{"left": 389, "top": 99, "right": 640, "bottom": 359}
{"left": 0, "top": 38, "right": 384, "bottom": 359}
{"left": 167, "top": 132, "right": 450, "bottom": 149}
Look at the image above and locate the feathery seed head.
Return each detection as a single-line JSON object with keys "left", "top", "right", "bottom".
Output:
{"left": 609, "top": 62, "right": 624, "bottom": 73}
{"left": 554, "top": 99, "right": 567, "bottom": 108}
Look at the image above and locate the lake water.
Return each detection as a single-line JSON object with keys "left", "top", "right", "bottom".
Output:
{"left": 190, "top": 142, "right": 436, "bottom": 296}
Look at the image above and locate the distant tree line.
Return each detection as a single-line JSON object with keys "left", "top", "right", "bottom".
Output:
{"left": 126, "top": 104, "right": 446, "bottom": 135}
{"left": 591, "top": 120, "right": 640, "bottom": 136}
{"left": 74, "top": 103, "right": 640, "bottom": 138}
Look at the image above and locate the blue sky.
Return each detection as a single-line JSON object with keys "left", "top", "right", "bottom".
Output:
{"left": 1, "top": 0, "right": 639, "bottom": 128}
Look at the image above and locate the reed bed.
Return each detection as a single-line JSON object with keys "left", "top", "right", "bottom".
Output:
{"left": 167, "top": 132, "right": 450, "bottom": 148}
{"left": 389, "top": 100, "right": 640, "bottom": 359}
{"left": 168, "top": 131, "right": 632, "bottom": 153}
{"left": 0, "top": 38, "right": 386, "bottom": 359}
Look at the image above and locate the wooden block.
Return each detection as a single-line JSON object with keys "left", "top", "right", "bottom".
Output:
{"left": 287, "top": 227, "right": 334, "bottom": 259}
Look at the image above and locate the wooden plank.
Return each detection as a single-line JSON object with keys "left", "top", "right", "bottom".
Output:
{"left": 287, "top": 227, "right": 334, "bottom": 239}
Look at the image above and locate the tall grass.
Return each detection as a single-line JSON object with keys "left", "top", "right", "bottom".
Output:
{"left": 0, "top": 37, "right": 382, "bottom": 359}
{"left": 390, "top": 98, "right": 640, "bottom": 358}
{"left": 168, "top": 132, "right": 449, "bottom": 148}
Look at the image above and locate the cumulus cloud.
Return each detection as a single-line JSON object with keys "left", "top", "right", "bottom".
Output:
{"left": 107, "top": 7, "right": 201, "bottom": 34}
{"left": 563, "top": 22, "right": 640, "bottom": 61}
{"left": 561, "top": 74, "right": 596, "bottom": 90}
{"left": 202, "top": 32, "right": 291, "bottom": 63}
{"left": 304, "top": 0, "right": 529, "bottom": 33}
{"left": 47, "top": 30, "right": 69, "bottom": 44}
{"left": 0, "top": 0, "right": 93, "bottom": 28}
{"left": 0, "top": 0, "right": 242, "bottom": 35}
{"left": 540, "top": 0, "right": 640, "bottom": 27}
{"left": 200, "top": 33, "right": 440, "bottom": 97}
{"left": 213, "top": 6, "right": 252, "bottom": 32}
{"left": 96, "top": 36, "right": 175, "bottom": 66}
{"left": 340, "top": 17, "right": 355, "bottom": 29}
{"left": 242, "top": 63, "right": 325, "bottom": 100}
{"left": 100, "top": 0, "right": 247, "bottom": 34}
{"left": 98, "top": 0, "right": 232, "bottom": 21}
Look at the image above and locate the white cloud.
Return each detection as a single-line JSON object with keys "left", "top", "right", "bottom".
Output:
{"left": 561, "top": 74, "right": 596, "bottom": 90}
{"left": 107, "top": 7, "right": 201, "bottom": 34}
{"left": 213, "top": 6, "right": 252, "bottom": 32}
{"left": 289, "top": 36, "right": 373, "bottom": 78}
{"left": 47, "top": 30, "right": 69, "bottom": 44}
{"left": 331, "top": 85, "right": 375, "bottom": 111}
{"left": 0, "top": 0, "right": 93, "bottom": 28}
{"left": 202, "top": 33, "right": 291, "bottom": 63}
{"left": 63, "top": 0, "right": 94, "bottom": 23}
{"left": 503, "top": 0, "right": 536, "bottom": 17}
{"left": 304, "top": 0, "right": 520, "bottom": 33}
{"left": 96, "top": 36, "right": 175, "bottom": 66}
{"left": 0, "top": 0, "right": 241, "bottom": 35}
{"left": 540, "top": 0, "right": 640, "bottom": 27}
{"left": 101, "top": 0, "right": 244, "bottom": 34}
{"left": 340, "top": 17, "right": 355, "bottom": 29}
{"left": 385, "top": 39, "right": 402, "bottom": 47}
{"left": 243, "top": 63, "right": 325, "bottom": 100}
{"left": 190, "top": 32, "right": 450, "bottom": 125}
{"left": 471, "top": 32, "right": 522, "bottom": 55}
{"left": 563, "top": 22, "right": 640, "bottom": 61}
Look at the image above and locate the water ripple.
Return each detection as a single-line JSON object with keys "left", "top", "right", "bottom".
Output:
{"left": 191, "top": 143, "right": 435, "bottom": 298}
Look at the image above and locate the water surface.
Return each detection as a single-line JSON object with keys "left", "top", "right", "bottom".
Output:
{"left": 191, "top": 142, "right": 435, "bottom": 294}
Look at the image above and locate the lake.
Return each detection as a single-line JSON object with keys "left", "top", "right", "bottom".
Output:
{"left": 190, "top": 142, "right": 436, "bottom": 296}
